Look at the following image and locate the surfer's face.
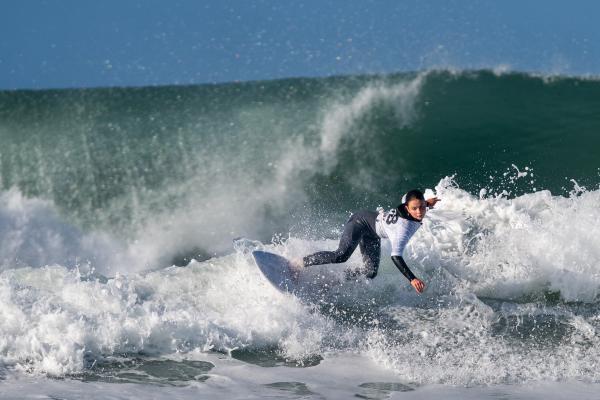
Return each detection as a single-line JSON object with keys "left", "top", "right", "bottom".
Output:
{"left": 405, "top": 199, "right": 426, "bottom": 221}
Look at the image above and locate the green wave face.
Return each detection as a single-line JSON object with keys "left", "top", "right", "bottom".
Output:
{"left": 0, "top": 70, "right": 598, "bottom": 241}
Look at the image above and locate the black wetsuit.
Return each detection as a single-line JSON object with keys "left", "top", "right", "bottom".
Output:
{"left": 302, "top": 209, "right": 420, "bottom": 281}
{"left": 303, "top": 210, "right": 381, "bottom": 278}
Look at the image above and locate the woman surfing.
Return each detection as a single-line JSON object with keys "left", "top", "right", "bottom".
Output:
{"left": 293, "top": 190, "right": 439, "bottom": 294}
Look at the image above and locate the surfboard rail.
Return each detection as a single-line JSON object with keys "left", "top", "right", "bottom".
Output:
{"left": 252, "top": 250, "right": 298, "bottom": 293}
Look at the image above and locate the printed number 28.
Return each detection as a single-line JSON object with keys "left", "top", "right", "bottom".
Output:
{"left": 386, "top": 213, "right": 398, "bottom": 224}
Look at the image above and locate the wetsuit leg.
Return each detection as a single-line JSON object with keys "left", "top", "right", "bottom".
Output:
{"left": 360, "top": 235, "right": 381, "bottom": 279}
{"left": 303, "top": 210, "right": 381, "bottom": 273}
{"left": 303, "top": 214, "right": 364, "bottom": 266}
{"left": 354, "top": 210, "right": 378, "bottom": 236}
{"left": 349, "top": 210, "right": 381, "bottom": 278}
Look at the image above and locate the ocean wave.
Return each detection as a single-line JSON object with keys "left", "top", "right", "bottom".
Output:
{"left": 1, "top": 69, "right": 598, "bottom": 252}
{"left": 1, "top": 177, "right": 600, "bottom": 385}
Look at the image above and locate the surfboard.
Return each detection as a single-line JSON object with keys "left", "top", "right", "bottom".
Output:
{"left": 252, "top": 250, "right": 299, "bottom": 293}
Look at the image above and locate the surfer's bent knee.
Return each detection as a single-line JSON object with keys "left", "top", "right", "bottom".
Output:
{"left": 335, "top": 251, "right": 353, "bottom": 263}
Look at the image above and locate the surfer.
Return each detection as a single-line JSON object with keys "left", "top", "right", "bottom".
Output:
{"left": 293, "top": 190, "right": 439, "bottom": 294}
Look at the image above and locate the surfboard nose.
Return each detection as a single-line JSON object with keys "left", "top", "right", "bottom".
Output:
{"left": 252, "top": 250, "right": 297, "bottom": 293}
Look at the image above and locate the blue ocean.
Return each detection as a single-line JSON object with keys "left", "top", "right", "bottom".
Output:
{"left": 1, "top": 69, "right": 599, "bottom": 399}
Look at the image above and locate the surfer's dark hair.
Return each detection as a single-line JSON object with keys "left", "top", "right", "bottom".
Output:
{"left": 400, "top": 189, "right": 425, "bottom": 207}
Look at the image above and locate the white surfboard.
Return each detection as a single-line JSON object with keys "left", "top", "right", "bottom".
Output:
{"left": 252, "top": 250, "right": 299, "bottom": 293}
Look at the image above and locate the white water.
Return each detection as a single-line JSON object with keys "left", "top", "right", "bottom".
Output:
{"left": 1, "top": 177, "right": 600, "bottom": 396}
{"left": 0, "top": 188, "right": 126, "bottom": 275}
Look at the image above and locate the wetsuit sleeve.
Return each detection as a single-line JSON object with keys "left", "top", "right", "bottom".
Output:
{"left": 391, "top": 256, "right": 417, "bottom": 281}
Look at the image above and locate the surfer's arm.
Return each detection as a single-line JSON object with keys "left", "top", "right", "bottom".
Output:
{"left": 391, "top": 256, "right": 416, "bottom": 281}
{"left": 391, "top": 256, "right": 425, "bottom": 293}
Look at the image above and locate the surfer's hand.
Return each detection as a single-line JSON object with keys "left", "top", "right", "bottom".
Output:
{"left": 410, "top": 278, "right": 425, "bottom": 294}
{"left": 426, "top": 197, "right": 440, "bottom": 209}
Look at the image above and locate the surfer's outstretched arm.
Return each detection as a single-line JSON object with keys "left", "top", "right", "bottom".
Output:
{"left": 391, "top": 256, "right": 425, "bottom": 293}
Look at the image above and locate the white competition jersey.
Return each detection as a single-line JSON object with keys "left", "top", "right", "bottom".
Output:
{"left": 375, "top": 208, "right": 422, "bottom": 257}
